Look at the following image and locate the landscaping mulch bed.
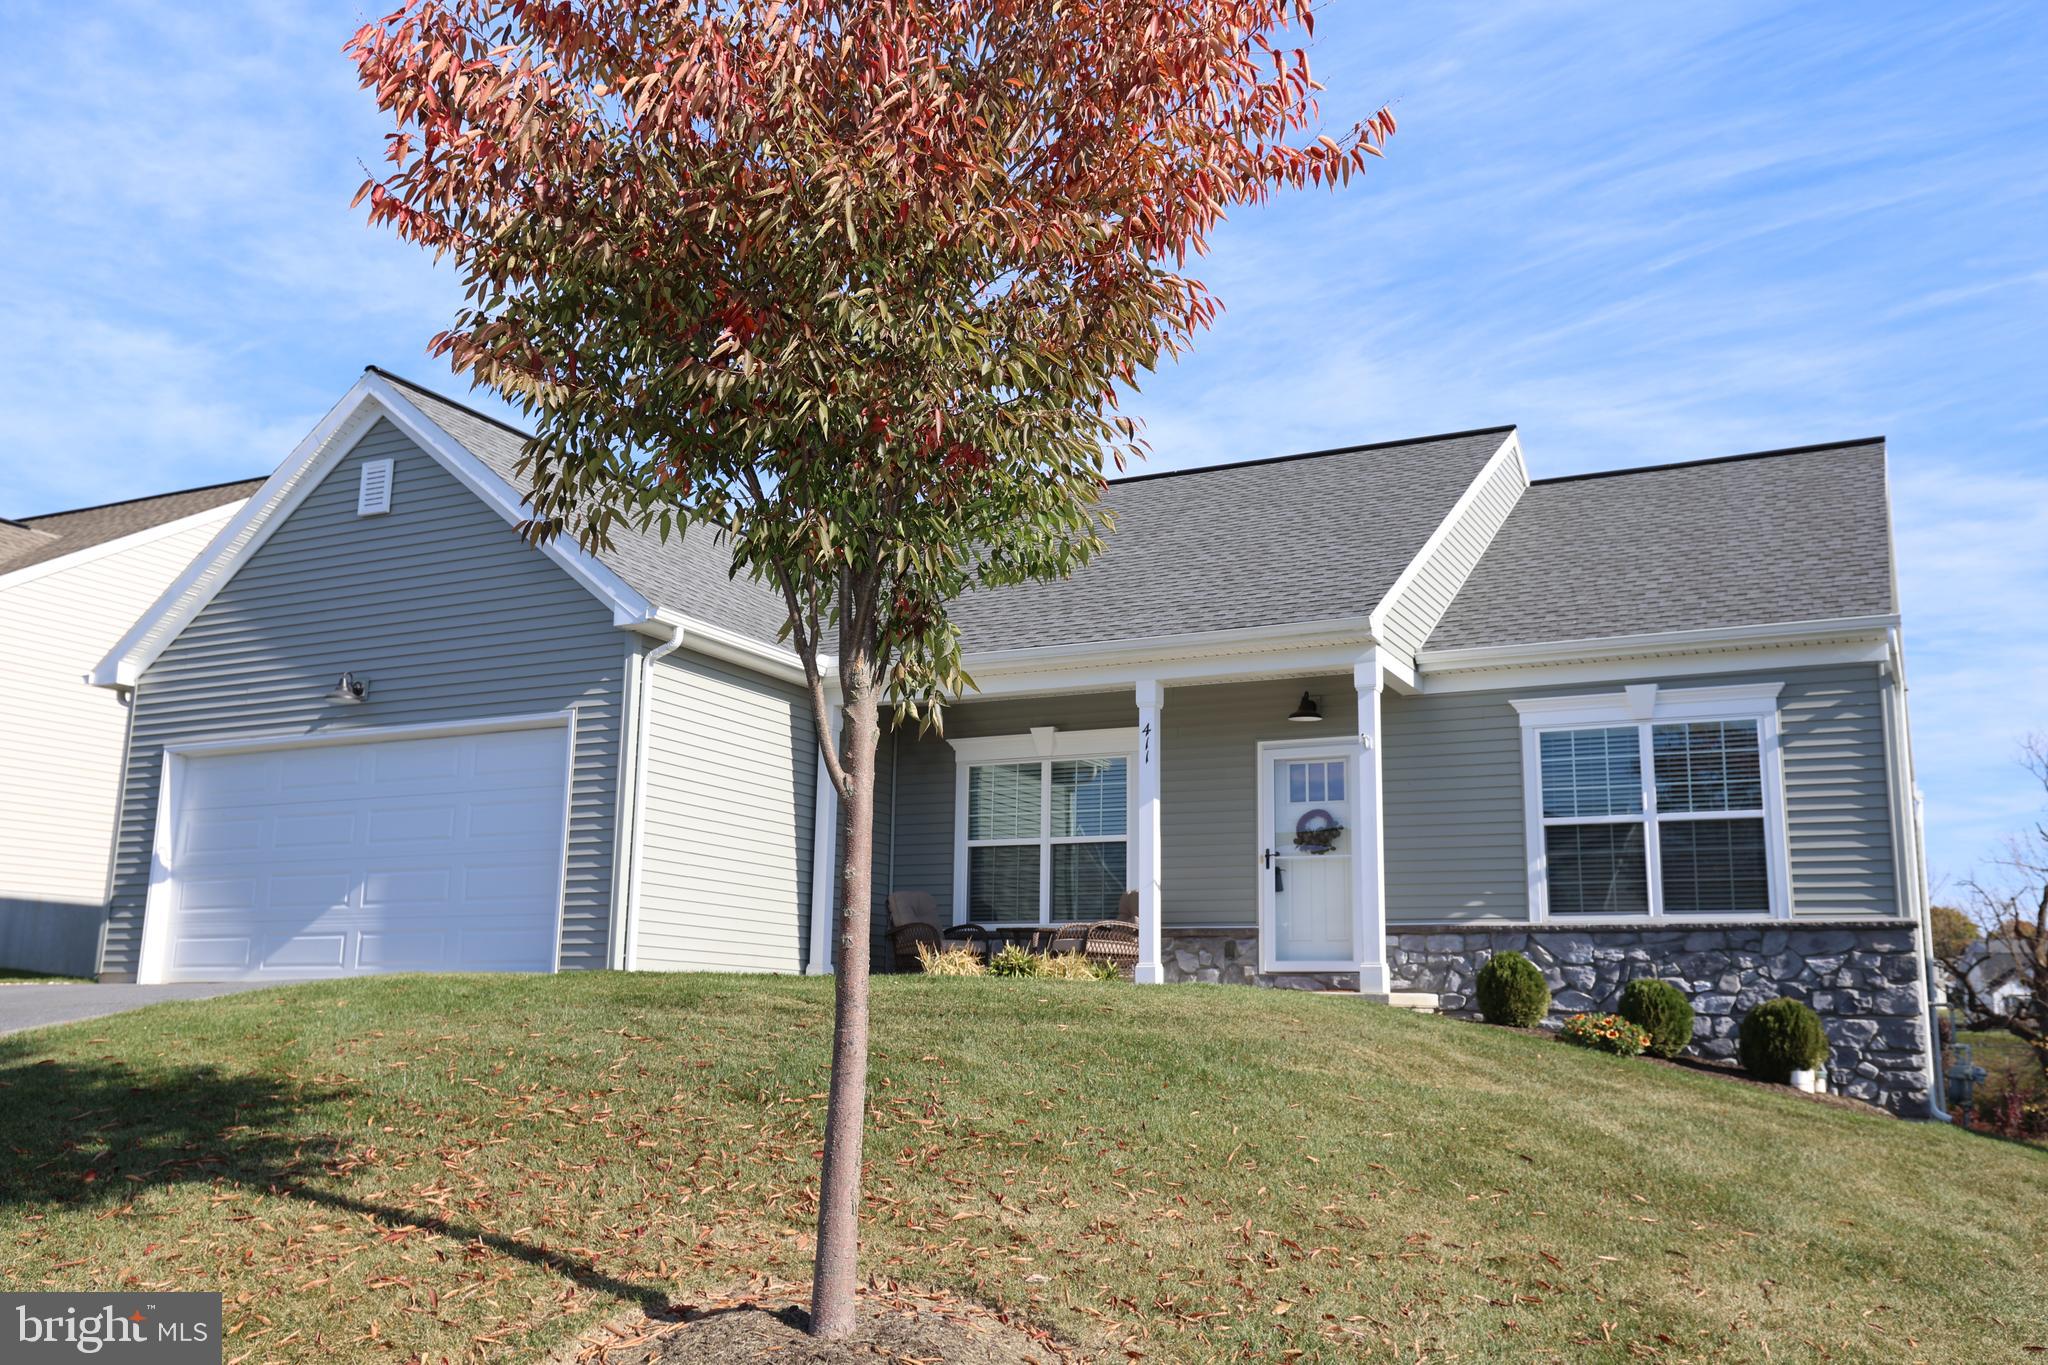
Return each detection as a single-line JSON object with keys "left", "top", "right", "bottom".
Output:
{"left": 567, "top": 1284, "right": 1090, "bottom": 1365}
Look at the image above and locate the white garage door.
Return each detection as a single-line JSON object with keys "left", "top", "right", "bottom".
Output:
{"left": 156, "top": 724, "right": 570, "bottom": 982}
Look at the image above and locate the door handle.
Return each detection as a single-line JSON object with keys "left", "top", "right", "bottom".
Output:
{"left": 1264, "top": 848, "right": 1283, "bottom": 893}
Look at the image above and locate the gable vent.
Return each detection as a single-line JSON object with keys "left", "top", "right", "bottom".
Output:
{"left": 356, "top": 458, "right": 394, "bottom": 516}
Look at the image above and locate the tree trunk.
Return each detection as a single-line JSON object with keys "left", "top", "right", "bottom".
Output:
{"left": 808, "top": 674, "right": 880, "bottom": 1339}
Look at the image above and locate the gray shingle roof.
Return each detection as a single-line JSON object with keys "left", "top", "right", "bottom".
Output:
{"left": 1424, "top": 440, "right": 1895, "bottom": 652}
{"left": 2, "top": 478, "right": 264, "bottom": 575}
{"left": 949, "top": 428, "right": 1515, "bottom": 652}
{"left": 381, "top": 367, "right": 1514, "bottom": 652}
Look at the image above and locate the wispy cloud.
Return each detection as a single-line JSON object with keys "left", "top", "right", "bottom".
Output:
{"left": 0, "top": 0, "right": 2042, "bottom": 883}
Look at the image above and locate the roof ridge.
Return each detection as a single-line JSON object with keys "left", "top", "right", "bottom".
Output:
{"left": 22, "top": 474, "right": 269, "bottom": 523}
{"left": 369, "top": 365, "right": 1521, "bottom": 491}
{"left": 1533, "top": 437, "right": 1885, "bottom": 486}
{"left": 367, "top": 365, "right": 536, "bottom": 442}
{"left": 1108, "top": 425, "right": 1517, "bottom": 486}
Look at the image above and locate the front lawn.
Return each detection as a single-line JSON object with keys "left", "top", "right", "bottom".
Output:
{"left": 1, "top": 974, "right": 2042, "bottom": 1362}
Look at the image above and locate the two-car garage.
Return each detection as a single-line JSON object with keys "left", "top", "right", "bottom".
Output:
{"left": 139, "top": 720, "right": 572, "bottom": 983}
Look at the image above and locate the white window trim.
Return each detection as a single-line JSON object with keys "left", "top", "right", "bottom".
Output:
{"left": 1513, "top": 683, "right": 1792, "bottom": 924}
{"left": 948, "top": 728, "right": 1138, "bottom": 926}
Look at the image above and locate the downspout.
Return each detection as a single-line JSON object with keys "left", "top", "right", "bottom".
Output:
{"left": 620, "top": 621, "right": 686, "bottom": 971}
{"left": 1886, "top": 626, "right": 1950, "bottom": 1121}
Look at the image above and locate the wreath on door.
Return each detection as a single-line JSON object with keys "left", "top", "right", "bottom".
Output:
{"left": 1293, "top": 808, "right": 1345, "bottom": 854}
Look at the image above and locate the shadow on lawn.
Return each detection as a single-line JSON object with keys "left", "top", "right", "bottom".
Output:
{"left": 0, "top": 1049, "right": 672, "bottom": 1307}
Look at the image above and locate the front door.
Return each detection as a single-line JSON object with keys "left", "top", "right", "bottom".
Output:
{"left": 1258, "top": 746, "right": 1357, "bottom": 968}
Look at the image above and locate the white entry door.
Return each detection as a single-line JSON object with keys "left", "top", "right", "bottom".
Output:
{"left": 1258, "top": 745, "right": 1358, "bottom": 968}
{"left": 150, "top": 723, "right": 570, "bottom": 982}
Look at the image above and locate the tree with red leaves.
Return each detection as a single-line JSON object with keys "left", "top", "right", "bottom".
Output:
{"left": 347, "top": 0, "right": 1392, "bottom": 1337}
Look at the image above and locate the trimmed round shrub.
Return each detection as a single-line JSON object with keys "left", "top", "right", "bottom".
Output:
{"left": 1618, "top": 978, "right": 1695, "bottom": 1059}
{"left": 1475, "top": 951, "right": 1551, "bottom": 1027}
{"left": 1738, "top": 997, "right": 1830, "bottom": 1082}
{"left": 1560, "top": 1011, "right": 1652, "bottom": 1056}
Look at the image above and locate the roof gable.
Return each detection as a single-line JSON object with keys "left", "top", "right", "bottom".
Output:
{"left": 90, "top": 375, "right": 655, "bottom": 689}
{"left": 949, "top": 427, "right": 1518, "bottom": 654}
{"left": 1425, "top": 439, "right": 1896, "bottom": 652}
{"left": 1, "top": 479, "right": 261, "bottom": 583}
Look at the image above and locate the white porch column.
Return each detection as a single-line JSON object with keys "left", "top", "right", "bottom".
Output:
{"left": 805, "top": 700, "right": 844, "bottom": 975}
{"left": 1133, "top": 679, "right": 1165, "bottom": 984}
{"left": 1352, "top": 652, "right": 1391, "bottom": 995}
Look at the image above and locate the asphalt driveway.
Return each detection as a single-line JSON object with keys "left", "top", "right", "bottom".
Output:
{"left": 0, "top": 982, "right": 276, "bottom": 1037}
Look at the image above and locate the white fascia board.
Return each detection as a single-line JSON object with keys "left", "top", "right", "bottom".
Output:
{"left": 0, "top": 502, "right": 249, "bottom": 594}
{"left": 645, "top": 609, "right": 813, "bottom": 685}
{"left": 1365, "top": 429, "right": 1527, "bottom": 645}
{"left": 89, "top": 377, "right": 661, "bottom": 689}
{"left": 1414, "top": 615, "right": 1898, "bottom": 695}
{"left": 958, "top": 617, "right": 1378, "bottom": 699}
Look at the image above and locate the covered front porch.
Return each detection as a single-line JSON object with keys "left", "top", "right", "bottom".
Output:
{"left": 809, "top": 636, "right": 1412, "bottom": 995}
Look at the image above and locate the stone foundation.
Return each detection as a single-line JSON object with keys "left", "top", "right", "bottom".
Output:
{"left": 1163, "top": 922, "right": 1934, "bottom": 1115}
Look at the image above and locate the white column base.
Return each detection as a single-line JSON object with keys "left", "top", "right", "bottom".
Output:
{"left": 1134, "top": 962, "right": 1165, "bottom": 986}
{"left": 1356, "top": 961, "right": 1391, "bottom": 995}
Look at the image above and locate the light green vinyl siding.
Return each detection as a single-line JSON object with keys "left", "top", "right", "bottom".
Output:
{"left": 101, "top": 419, "right": 628, "bottom": 977}
{"left": 887, "top": 692, "right": 1138, "bottom": 922}
{"left": 1382, "top": 663, "right": 1901, "bottom": 923}
{"left": 634, "top": 648, "right": 816, "bottom": 972}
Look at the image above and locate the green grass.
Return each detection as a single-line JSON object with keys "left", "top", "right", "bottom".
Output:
{"left": 1, "top": 975, "right": 2042, "bottom": 1363}
{"left": 1958, "top": 1028, "right": 2047, "bottom": 1098}
{"left": 0, "top": 968, "right": 86, "bottom": 983}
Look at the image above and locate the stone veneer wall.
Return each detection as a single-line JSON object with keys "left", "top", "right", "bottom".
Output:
{"left": 1162, "top": 922, "right": 1933, "bottom": 1116}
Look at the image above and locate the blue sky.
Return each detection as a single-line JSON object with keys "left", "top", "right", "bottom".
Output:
{"left": 2, "top": 1, "right": 2043, "bottom": 888}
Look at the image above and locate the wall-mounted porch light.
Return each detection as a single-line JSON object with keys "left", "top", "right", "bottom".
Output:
{"left": 1287, "top": 691, "right": 1322, "bottom": 723}
{"left": 327, "top": 671, "right": 369, "bottom": 704}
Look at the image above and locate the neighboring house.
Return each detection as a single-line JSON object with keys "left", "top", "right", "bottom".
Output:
{"left": 1945, "top": 940, "right": 2037, "bottom": 1023}
{"left": 0, "top": 478, "right": 262, "bottom": 975}
{"left": 85, "top": 368, "right": 1941, "bottom": 1115}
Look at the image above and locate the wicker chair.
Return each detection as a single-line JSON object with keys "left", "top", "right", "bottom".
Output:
{"left": 1078, "top": 891, "right": 1140, "bottom": 974}
{"left": 886, "top": 891, "right": 946, "bottom": 971}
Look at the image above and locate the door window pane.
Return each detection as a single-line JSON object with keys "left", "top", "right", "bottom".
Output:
{"left": 968, "top": 763, "right": 1040, "bottom": 840}
{"left": 1654, "top": 721, "right": 1762, "bottom": 813}
{"left": 1539, "top": 728, "right": 1643, "bottom": 818}
{"left": 1544, "top": 823, "right": 1648, "bottom": 915}
{"left": 1052, "top": 842, "right": 1126, "bottom": 921}
{"left": 968, "top": 846, "right": 1040, "bottom": 922}
{"left": 1051, "top": 758, "right": 1127, "bottom": 837}
{"left": 1660, "top": 818, "right": 1768, "bottom": 913}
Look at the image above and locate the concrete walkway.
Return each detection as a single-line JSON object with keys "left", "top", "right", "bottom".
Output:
{"left": 0, "top": 982, "right": 276, "bottom": 1037}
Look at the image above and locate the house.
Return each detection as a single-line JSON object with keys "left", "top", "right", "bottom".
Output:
{"left": 83, "top": 368, "right": 1940, "bottom": 1114}
{"left": 0, "top": 477, "right": 262, "bottom": 975}
{"left": 1944, "top": 939, "right": 2038, "bottom": 1024}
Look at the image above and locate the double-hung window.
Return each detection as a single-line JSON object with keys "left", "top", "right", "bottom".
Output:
{"left": 952, "top": 729, "right": 1136, "bottom": 925}
{"left": 1514, "top": 685, "right": 1789, "bottom": 921}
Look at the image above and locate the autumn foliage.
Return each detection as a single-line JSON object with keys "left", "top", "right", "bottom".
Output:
{"left": 347, "top": 0, "right": 1391, "bottom": 1337}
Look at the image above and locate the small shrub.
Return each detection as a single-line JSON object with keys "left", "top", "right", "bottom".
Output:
{"left": 1618, "top": 978, "right": 1695, "bottom": 1059}
{"left": 1475, "top": 951, "right": 1551, "bottom": 1027}
{"left": 1040, "top": 952, "right": 1102, "bottom": 981}
{"left": 1088, "top": 958, "right": 1123, "bottom": 982}
{"left": 1560, "top": 1012, "right": 1653, "bottom": 1056}
{"left": 1738, "top": 997, "right": 1829, "bottom": 1083}
{"left": 915, "top": 943, "right": 985, "bottom": 977}
{"left": 987, "top": 945, "right": 1045, "bottom": 978}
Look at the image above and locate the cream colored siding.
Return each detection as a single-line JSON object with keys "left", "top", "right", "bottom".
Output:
{"left": 0, "top": 512, "right": 240, "bottom": 914}
{"left": 101, "top": 420, "right": 627, "bottom": 978}
{"left": 1382, "top": 664, "right": 1901, "bottom": 923}
{"left": 1373, "top": 444, "right": 1526, "bottom": 659}
{"left": 634, "top": 649, "right": 817, "bottom": 972}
